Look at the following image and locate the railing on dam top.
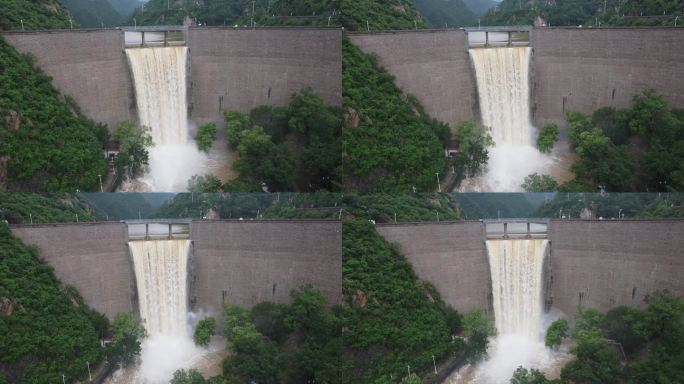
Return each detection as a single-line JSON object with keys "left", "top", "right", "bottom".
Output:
{"left": 465, "top": 26, "right": 531, "bottom": 48}
{"left": 484, "top": 218, "right": 549, "bottom": 239}
{"left": 125, "top": 219, "right": 191, "bottom": 241}
{"left": 121, "top": 26, "right": 187, "bottom": 48}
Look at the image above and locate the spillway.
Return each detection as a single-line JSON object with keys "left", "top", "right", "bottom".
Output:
{"left": 470, "top": 47, "right": 532, "bottom": 146}
{"left": 126, "top": 47, "right": 189, "bottom": 145}
{"left": 486, "top": 239, "right": 547, "bottom": 339}
{"left": 129, "top": 239, "right": 190, "bottom": 336}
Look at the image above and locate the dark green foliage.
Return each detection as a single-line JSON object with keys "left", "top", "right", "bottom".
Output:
{"left": 452, "top": 120, "right": 494, "bottom": 178}
{"left": 222, "top": 324, "right": 281, "bottom": 384}
{"left": 250, "top": 106, "right": 288, "bottom": 144}
{"left": 250, "top": 302, "right": 290, "bottom": 344}
{"left": 187, "top": 174, "right": 223, "bottom": 193}
{"left": 107, "top": 312, "right": 146, "bottom": 368}
{"left": 0, "top": 225, "right": 104, "bottom": 383}
{"left": 413, "top": 0, "right": 477, "bottom": 28}
{"left": 113, "top": 121, "right": 153, "bottom": 181}
{"left": 0, "top": 193, "right": 94, "bottom": 224}
{"left": 342, "top": 39, "right": 447, "bottom": 192}
{"left": 340, "top": 0, "right": 426, "bottom": 30}
{"left": 341, "top": 220, "right": 463, "bottom": 381}
{"left": 521, "top": 173, "right": 558, "bottom": 192}
{"left": 601, "top": 306, "right": 647, "bottom": 356}
{"left": 561, "top": 327, "right": 623, "bottom": 384}
{"left": 510, "top": 366, "right": 559, "bottom": 384}
{"left": 0, "top": 37, "right": 108, "bottom": 191}
{"left": 592, "top": 107, "right": 631, "bottom": 146}
{"left": 545, "top": 318, "right": 568, "bottom": 349}
{"left": 195, "top": 122, "right": 218, "bottom": 152}
{"left": 0, "top": 0, "right": 74, "bottom": 30}
{"left": 462, "top": 309, "right": 494, "bottom": 363}
{"left": 194, "top": 317, "right": 216, "bottom": 346}
{"left": 171, "top": 369, "right": 210, "bottom": 384}
{"left": 536, "top": 123, "right": 559, "bottom": 153}
{"left": 341, "top": 193, "right": 460, "bottom": 222}
{"left": 60, "top": 0, "right": 123, "bottom": 28}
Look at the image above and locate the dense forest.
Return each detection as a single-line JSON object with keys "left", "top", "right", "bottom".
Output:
{"left": 0, "top": 37, "right": 108, "bottom": 192}
{"left": 484, "top": 0, "right": 684, "bottom": 26}
{"left": 60, "top": 0, "right": 125, "bottom": 28}
{"left": 0, "top": 193, "right": 95, "bottom": 223}
{"left": 0, "top": 0, "right": 74, "bottom": 30}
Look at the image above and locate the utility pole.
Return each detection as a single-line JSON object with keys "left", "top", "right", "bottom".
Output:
{"left": 87, "top": 361, "right": 92, "bottom": 382}
{"left": 407, "top": 365, "right": 411, "bottom": 376}
{"left": 436, "top": 172, "right": 441, "bottom": 192}
{"left": 76, "top": 214, "right": 79, "bottom": 222}
{"left": 432, "top": 355, "right": 437, "bottom": 374}
{"left": 69, "top": 19, "right": 73, "bottom": 29}
{"left": 366, "top": 20, "right": 370, "bottom": 31}
{"left": 98, "top": 174, "right": 103, "bottom": 192}
{"left": 62, "top": 374, "right": 66, "bottom": 384}
{"left": 328, "top": 16, "right": 332, "bottom": 26}
{"left": 29, "top": 213, "right": 33, "bottom": 224}
{"left": 251, "top": 0, "right": 255, "bottom": 28}
{"left": 20, "top": 19, "right": 24, "bottom": 30}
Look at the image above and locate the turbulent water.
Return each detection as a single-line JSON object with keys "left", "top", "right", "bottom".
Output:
{"left": 463, "top": 47, "right": 553, "bottom": 192}
{"left": 129, "top": 240, "right": 190, "bottom": 336}
{"left": 486, "top": 239, "right": 547, "bottom": 339}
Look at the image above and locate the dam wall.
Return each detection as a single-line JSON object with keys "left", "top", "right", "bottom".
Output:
{"left": 190, "top": 220, "right": 342, "bottom": 315}
{"left": 3, "top": 27, "right": 342, "bottom": 130}
{"left": 187, "top": 28, "right": 342, "bottom": 125}
{"left": 10, "top": 222, "right": 135, "bottom": 318}
{"left": 532, "top": 28, "right": 684, "bottom": 126}
{"left": 548, "top": 219, "right": 684, "bottom": 317}
{"left": 3, "top": 29, "right": 135, "bottom": 130}
{"left": 349, "top": 30, "right": 476, "bottom": 128}
{"left": 375, "top": 221, "right": 490, "bottom": 314}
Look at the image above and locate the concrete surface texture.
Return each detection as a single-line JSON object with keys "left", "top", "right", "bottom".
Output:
{"left": 187, "top": 28, "right": 342, "bottom": 125}
{"left": 548, "top": 219, "right": 684, "bottom": 317}
{"left": 375, "top": 221, "right": 491, "bottom": 314}
{"left": 349, "top": 30, "right": 477, "bottom": 128}
{"left": 10, "top": 222, "right": 135, "bottom": 318}
{"left": 532, "top": 28, "right": 684, "bottom": 126}
{"left": 190, "top": 220, "right": 343, "bottom": 315}
{"left": 3, "top": 29, "right": 135, "bottom": 130}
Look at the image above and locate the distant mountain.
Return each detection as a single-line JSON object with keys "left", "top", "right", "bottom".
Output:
{"left": 108, "top": 0, "right": 145, "bottom": 18}
{"left": 413, "top": 0, "right": 477, "bottom": 28}
{"left": 59, "top": 0, "right": 123, "bottom": 27}
{"left": 462, "top": 0, "right": 499, "bottom": 16}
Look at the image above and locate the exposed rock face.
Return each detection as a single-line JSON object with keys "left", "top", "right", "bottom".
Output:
{"left": 345, "top": 108, "right": 360, "bottom": 129}
{"left": 353, "top": 289, "right": 368, "bottom": 308}
{"left": 580, "top": 207, "right": 595, "bottom": 220}
{"left": 5, "top": 110, "right": 21, "bottom": 132}
{"left": 204, "top": 208, "right": 220, "bottom": 220}
{"left": 1, "top": 297, "right": 13, "bottom": 316}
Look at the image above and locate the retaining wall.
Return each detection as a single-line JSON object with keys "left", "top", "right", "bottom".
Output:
{"left": 349, "top": 30, "right": 477, "bottom": 128}
{"left": 190, "top": 220, "right": 342, "bottom": 314}
{"left": 375, "top": 221, "right": 490, "bottom": 314}
{"left": 10, "top": 222, "right": 135, "bottom": 318}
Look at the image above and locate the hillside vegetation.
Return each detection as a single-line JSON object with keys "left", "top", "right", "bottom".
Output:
{"left": 0, "top": 0, "right": 74, "bottom": 30}
{"left": 0, "top": 37, "right": 108, "bottom": 192}
{"left": 414, "top": 0, "right": 477, "bottom": 28}
{"left": 60, "top": 0, "right": 123, "bottom": 27}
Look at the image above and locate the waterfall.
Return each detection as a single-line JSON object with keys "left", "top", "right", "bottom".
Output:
{"left": 126, "top": 47, "right": 189, "bottom": 145}
{"left": 486, "top": 239, "right": 547, "bottom": 339}
{"left": 469, "top": 47, "right": 532, "bottom": 146}
{"left": 129, "top": 239, "right": 190, "bottom": 336}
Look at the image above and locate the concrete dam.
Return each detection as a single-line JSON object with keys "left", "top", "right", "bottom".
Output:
{"left": 349, "top": 27, "right": 684, "bottom": 128}
{"left": 376, "top": 219, "right": 684, "bottom": 318}
{"left": 2, "top": 27, "right": 342, "bottom": 130}
{"left": 10, "top": 219, "right": 342, "bottom": 319}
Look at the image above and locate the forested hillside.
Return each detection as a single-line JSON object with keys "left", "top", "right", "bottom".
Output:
{"left": 0, "top": 37, "right": 108, "bottom": 192}
{"left": 0, "top": 224, "right": 106, "bottom": 383}
{"left": 0, "top": 0, "right": 74, "bottom": 30}
{"left": 414, "top": 0, "right": 477, "bottom": 28}
{"left": 484, "top": 0, "right": 684, "bottom": 26}
{"left": 0, "top": 193, "right": 95, "bottom": 224}
{"left": 60, "top": 0, "right": 123, "bottom": 27}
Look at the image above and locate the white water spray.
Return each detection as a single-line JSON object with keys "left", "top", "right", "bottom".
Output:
{"left": 123, "top": 47, "right": 211, "bottom": 192}
{"left": 464, "top": 47, "right": 553, "bottom": 191}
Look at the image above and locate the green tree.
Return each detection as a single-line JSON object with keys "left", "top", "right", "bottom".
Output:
{"left": 463, "top": 309, "right": 494, "bottom": 363}
{"left": 170, "top": 369, "right": 208, "bottom": 384}
{"left": 113, "top": 122, "right": 153, "bottom": 180}
{"left": 572, "top": 128, "right": 635, "bottom": 191}
{"left": 250, "top": 302, "right": 290, "bottom": 344}
{"left": 402, "top": 373, "right": 422, "bottom": 384}
{"left": 537, "top": 123, "right": 559, "bottom": 153}
{"left": 452, "top": 120, "right": 494, "bottom": 178}
{"left": 222, "top": 305, "right": 251, "bottom": 341}
{"left": 224, "top": 110, "right": 252, "bottom": 148}
{"left": 545, "top": 318, "right": 569, "bottom": 350}
{"left": 521, "top": 173, "right": 559, "bottom": 192}
{"left": 234, "top": 127, "right": 296, "bottom": 191}
{"left": 187, "top": 174, "right": 223, "bottom": 193}
{"left": 108, "top": 312, "right": 146, "bottom": 368}
{"left": 572, "top": 306, "right": 605, "bottom": 339}
{"left": 560, "top": 327, "right": 623, "bottom": 384}
{"left": 194, "top": 317, "right": 216, "bottom": 347}
{"left": 195, "top": 122, "right": 218, "bottom": 152}
{"left": 511, "top": 366, "right": 559, "bottom": 384}
{"left": 566, "top": 111, "right": 595, "bottom": 150}
{"left": 222, "top": 324, "right": 281, "bottom": 384}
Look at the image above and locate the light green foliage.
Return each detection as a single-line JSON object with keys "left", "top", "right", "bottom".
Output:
{"left": 0, "top": 193, "right": 94, "bottom": 224}
{"left": 108, "top": 312, "right": 146, "bottom": 368}
{"left": 0, "top": 37, "right": 107, "bottom": 191}
{"left": 194, "top": 317, "right": 216, "bottom": 347}
{"left": 510, "top": 366, "right": 559, "bottom": 384}
{"left": 170, "top": 369, "right": 209, "bottom": 384}
{"left": 572, "top": 306, "right": 605, "bottom": 339}
{"left": 536, "top": 123, "right": 559, "bottom": 153}
{"left": 566, "top": 111, "right": 596, "bottom": 150}
{"left": 342, "top": 39, "right": 447, "bottom": 192}
{"left": 113, "top": 121, "right": 153, "bottom": 180}
{"left": 187, "top": 174, "right": 223, "bottom": 193}
{"left": 452, "top": 121, "right": 494, "bottom": 178}
{"left": 340, "top": 0, "right": 427, "bottom": 30}
{"left": 195, "top": 122, "right": 218, "bottom": 152}
{"left": 545, "top": 318, "right": 568, "bottom": 349}
{"left": 0, "top": 226, "right": 104, "bottom": 383}
{"left": 521, "top": 173, "right": 558, "bottom": 192}
{"left": 463, "top": 309, "right": 495, "bottom": 363}
{"left": 561, "top": 327, "right": 623, "bottom": 384}
{"left": 571, "top": 128, "right": 635, "bottom": 191}
{"left": 222, "top": 305, "right": 252, "bottom": 341}
{"left": 233, "top": 126, "right": 296, "bottom": 191}
{"left": 402, "top": 373, "right": 422, "bottom": 384}
{"left": 0, "top": 0, "right": 74, "bottom": 30}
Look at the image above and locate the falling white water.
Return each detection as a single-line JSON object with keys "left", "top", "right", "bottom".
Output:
{"left": 130, "top": 239, "right": 190, "bottom": 336}
{"left": 462, "top": 47, "right": 554, "bottom": 192}
{"left": 486, "top": 239, "right": 547, "bottom": 339}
